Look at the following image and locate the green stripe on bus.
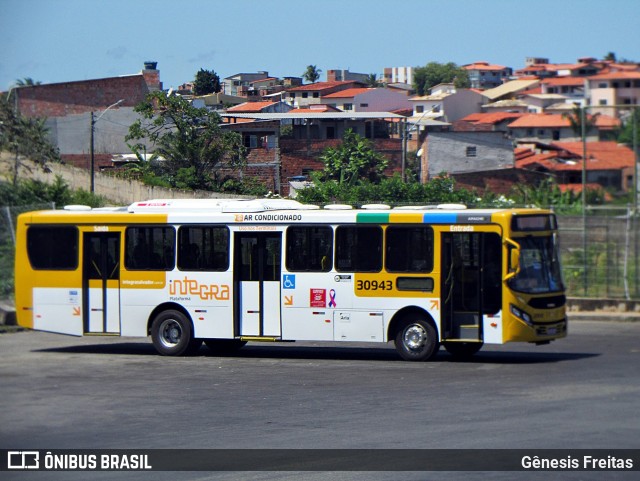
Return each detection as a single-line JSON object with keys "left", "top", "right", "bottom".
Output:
{"left": 357, "top": 213, "right": 390, "bottom": 223}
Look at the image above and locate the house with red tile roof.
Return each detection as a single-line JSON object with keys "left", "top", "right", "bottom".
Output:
{"left": 507, "top": 113, "right": 620, "bottom": 142}
{"left": 515, "top": 58, "right": 602, "bottom": 79}
{"left": 462, "top": 61, "right": 512, "bottom": 89}
{"left": 454, "top": 112, "right": 525, "bottom": 131}
{"left": 586, "top": 71, "right": 640, "bottom": 115}
{"left": 540, "top": 76, "right": 585, "bottom": 96}
{"left": 515, "top": 141, "right": 635, "bottom": 193}
{"left": 226, "top": 101, "right": 292, "bottom": 114}
{"left": 284, "top": 80, "right": 365, "bottom": 108}
{"left": 321, "top": 87, "right": 411, "bottom": 113}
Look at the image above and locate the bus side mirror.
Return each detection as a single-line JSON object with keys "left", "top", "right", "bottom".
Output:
{"left": 504, "top": 240, "right": 520, "bottom": 281}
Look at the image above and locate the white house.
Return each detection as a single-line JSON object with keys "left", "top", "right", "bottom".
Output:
{"left": 321, "top": 88, "right": 412, "bottom": 112}
{"left": 409, "top": 84, "right": 486, "bottom": 122}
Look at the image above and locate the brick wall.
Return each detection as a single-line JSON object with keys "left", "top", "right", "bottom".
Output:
{"left": 14, "top": 75, "right": 151, "bottom": 118}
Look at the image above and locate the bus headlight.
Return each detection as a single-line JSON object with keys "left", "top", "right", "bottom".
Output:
{"left": 510, "top": 304, "right": 533, "bottom": 326}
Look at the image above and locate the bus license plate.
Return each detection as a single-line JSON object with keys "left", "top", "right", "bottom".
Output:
{"left": 546, "top": 328, "right": 557, "bottom": 335}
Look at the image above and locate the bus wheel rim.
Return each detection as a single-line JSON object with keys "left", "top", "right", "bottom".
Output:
{"left": 159, "top": 319, "right": 182, "bottom": 348}
{"left": 404, "top": 324, "right": 427, "bottom": 351}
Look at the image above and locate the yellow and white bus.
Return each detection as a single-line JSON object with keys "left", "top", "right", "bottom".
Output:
{"left": 14, "top": 198, "right": 567, "bottom": 361}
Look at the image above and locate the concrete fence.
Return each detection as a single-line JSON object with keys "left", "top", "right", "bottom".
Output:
{"left": 0, "top": 153, "right": 250, "bottom": 206}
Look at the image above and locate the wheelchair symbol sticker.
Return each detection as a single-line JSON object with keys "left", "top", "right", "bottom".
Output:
{"left": 283, "top": 275, "right": 296, "bottom": 289}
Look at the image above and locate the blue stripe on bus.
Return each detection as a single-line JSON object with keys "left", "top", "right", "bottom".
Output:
{"left": 422, "top": 213, "right": 459, "bottom": 224}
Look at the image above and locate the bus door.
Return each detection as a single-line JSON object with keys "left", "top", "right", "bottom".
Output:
{"left": 234, "top": 232, "right": 282, "bottom": 337}
{"left": 83, "top": 232, "right": 121, "bottom": 334}
{"left": 441, "top": 232, "right": 501, "bottom": 341}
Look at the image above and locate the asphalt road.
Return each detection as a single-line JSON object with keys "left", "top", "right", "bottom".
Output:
{"left": 1, "top": 321, "right": 639, "bottom": 481}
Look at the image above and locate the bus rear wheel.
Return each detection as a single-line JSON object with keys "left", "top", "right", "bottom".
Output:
{"left": 151, "top": 310, "right": 202, "bottom": 356}
{"left": 443, "top": 342, "right": 483, "bottom": 360}
{"left": 394, "top": 316, "right": 439, "bottom": 361}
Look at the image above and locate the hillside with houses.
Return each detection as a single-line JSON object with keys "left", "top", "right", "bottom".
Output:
{"left": 2, "top": 57, "right": 639, "bottom": 199}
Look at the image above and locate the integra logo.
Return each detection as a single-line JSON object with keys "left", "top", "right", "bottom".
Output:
{"left": 169, "top": 277, "right": 230, "bottom": 300}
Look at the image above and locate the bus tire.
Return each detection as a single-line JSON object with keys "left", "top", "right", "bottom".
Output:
{"left": 204, "top": 339, "right": 247, "bottom": 355}
{"left": 151, "top": 310, "right": 202, "bottom": 356}
{"left": 443, "top": 342, "right": 483, "bottom": 360}
{"left": 394, "top": 316, "right": 439, "bottom": 361}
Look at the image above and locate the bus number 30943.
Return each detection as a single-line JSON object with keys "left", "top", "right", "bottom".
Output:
{"left": 356, "top": 279, "right": 393, "bottom": 291}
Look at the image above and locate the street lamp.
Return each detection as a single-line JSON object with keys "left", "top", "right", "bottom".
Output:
{"left": 90, "top": 99, "right": 124, "bottom": 193}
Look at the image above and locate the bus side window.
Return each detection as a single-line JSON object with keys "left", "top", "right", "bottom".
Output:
{"left": 26, "top": 226, "right": 79, "bottom": 270}
{"left": 335, "top": 226, "right": 382, "bottom": 272}
{"left": 125, "top": 226, "right": 175, "bottom": 271}
{"left": 386, "top": 226, "right": 433, "bottom": 273}
{"left": 177, "top": 226, "right": 229, "bottom": 271}
{"left": 286, "top": 226, "right": 333, "bottom": 272}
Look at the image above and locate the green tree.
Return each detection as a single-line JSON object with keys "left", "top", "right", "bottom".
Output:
{"left": 295, "top": 173, "right": 477, "bottom": 206}
{"left": 126, "top": 91, "right": 246, "bottom": 190}
{"left": 193, "top": 68, "right": 221, "bottom": 95}
{"left": 0, "top": 96, "right": 60, "bottom": 184}
{"left": 413, "top": 62, "right": 470, "bottom": 96}
{"left": 319, "top": 129, "right": 388, "bottom": 186}
{"left": 365, "top": 73, "right": 381, "bottom": 87}
{"left": 302, "top": 65, "right": 322, "bottom": 83}
{"left": 510, "top": 178, "right": 604, "bottom": 212}
{"left": 604, "top": 52, "right": 617, "bottom": 62}
{"left": 562, "top": 105, "right": 600, "bottom": 138}
{"left": 618, "top": 108, "right": 640, "bottom": 146}
{"left": 14, "top": 77, "right": 41, "bottom": 86}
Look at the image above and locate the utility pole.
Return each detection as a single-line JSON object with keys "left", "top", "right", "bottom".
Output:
{"left": 90, "top": 111, "right": 95, "bottom": 193}
{"left": 581, "top": 105, "right": 588, "bottom": 296}
{"left": 89, "top": 99, "right": 124, "bottom": 193}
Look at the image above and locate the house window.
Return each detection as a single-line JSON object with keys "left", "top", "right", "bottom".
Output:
{"left": 302, "top": 92, "right": 308, "bottom": 98}
{"left": 552, "top": 130, "right": 560, "bottom": 141}
{"left": 416, "top": 105, "right": 424, "bottom": 113}
{"left": 598, "top": 82, "right": 607, "bottom": 88}
{"left": 290, "top": 93, "right": 296, "bottom": 99}
{"left": 360, "top": 103, "right": 368, "bottom": 108}
{"left": 465, "top": 146, "right": 477, "bottom": 157}
{"left": 538, "top": 129, "right": 545, "bottom": 136}
{"left": 527, "top": 129, "right": 534, "bottom": 136}
{"left": 244, "top": 135, "right": 258, "bottom": 148}
{"left": 343, "top": 103, "right": 353, "bottom": 111}
{"left": 599, "top": 99, "right": 608, "bottom": 106}
{"left": 313, "top": 92, "right": 319, "bottom": 98}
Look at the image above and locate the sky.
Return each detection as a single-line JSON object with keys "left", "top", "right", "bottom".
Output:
{"left": 1, "top": 0, "right": 640, "bottom": 92}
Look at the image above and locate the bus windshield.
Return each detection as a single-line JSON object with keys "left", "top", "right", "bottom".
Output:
{"left": 508, "top": 235, "right": 564, "bottom": 294}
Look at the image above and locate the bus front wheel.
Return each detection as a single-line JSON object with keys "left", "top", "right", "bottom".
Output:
{"left": 151, "top": 310, "right": 202, "bottom": 356}
{"left": 394, "top": 317, "right": 439, "bottom": 361}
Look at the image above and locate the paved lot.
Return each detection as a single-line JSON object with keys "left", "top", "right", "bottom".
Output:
{"left": 1, "top": 321, "right": 639, "bottom": 480}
